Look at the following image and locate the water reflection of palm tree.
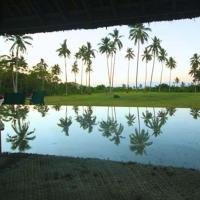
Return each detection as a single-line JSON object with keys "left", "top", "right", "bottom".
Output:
{"left": 7, "top": 118, "right": 35, "bottom": 152}
{"left": 166, "top": 107, "right": 176, "bottom": 117}
{"left": 125, "top": 108, "right": 136, "bottom": 126}
{"left": 129, "top": 107, "right": 152, "bottom": 155}
{"left": 190, "top": 108, "right": 200, "bottom": 119}
{"left": 34, "top": 105, "right": 49, "bottom": 117}
{"left": 58, "top": 106, "right": 72, "bottom": 136}
{"left": 99, "top": 107, "right": 124, "bottom": 145}
{"left": 76, "top": 107, "right": 96, "bottom": 133}
{"left": 144, "top": 108, "right": 167, "bottom": 137}
{"left": 72, "top": 105, "right": 79, "bottom": 116}
{"left": 52, "top": 104, "right": 61, "bottom": 111}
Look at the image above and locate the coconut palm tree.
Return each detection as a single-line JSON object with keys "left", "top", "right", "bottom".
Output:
{"left": 166, "top": 107, "right": 176, "bottom": 117}
{"left": 33, "top": 58, "right": 48, "bottom": 90}
{"left": 158, "top": 48, "right": 168, "bottom": 92}
{"left": 189, "top": 53, "right": 200, "bottom": 92}
{"left": 5, "top": 34, "right": 32, "bottom": 93}
{"left": 84, "top": 42, "right": 95, "bottom": 90}
{"left": 142, "top": 48, "right": 152, "bottom": 89}
{"left": 109, "top": 29, "right": 123, "bottom": 89}
{"left": 125, "top": 48, "right": 135, "bottom": 92}
{"left": 175, "top": 77, "right": 180, "bottom": 87}
{"left": 56, "top": 39, "right": 71, "bottom": 95}
{"left": 76, "top": 45, "right": 87, "bottom": 92}
{"left": 71, "top": 61, "right": 79, "bottom": 84}
{"left": 125, "top": 108, "right": 136, "bottom": 126}
{"left": 147, "top": 36, "right": 162, "bottom": 89}
{"left": 7, "top": 118, "right": 35, "bottom": 152}
{"left": 166, "top": 57, "right": 176, "bottom": 92}
{"left": 98, "top": 37, "right": 112, "bottom": 92}
{"left": 129, "top": 24, "right": 151, "bottom": 90}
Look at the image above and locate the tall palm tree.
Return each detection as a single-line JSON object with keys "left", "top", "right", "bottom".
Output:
{"left": 189, "top": 53, "right": 200, "bottom": 92}
{"left": 125, "top": 48, "right": 135, "bottom": 92}
{"left": 158, "top": 48, "right": 168, "bottom": 92}
{"left": 147, "top": 36, "right": 161, "bottom": 89}
{"left": 98, "top": 37, "right": 112, "bottom": 92}
{"left": 175, "top": 77, "right": 180, "bottom": 87}
{"left": 71, "top": 61, "right": 79, "bottom": 84}
{"left": 56, "top": 39, "right": 71, "bottom": 95}
{"left": 142, "top": 48, "right": 152, "bottom": 89}
{"left": 109, "top": 29, "right": 123, "bottom": 88}
{"left": 125, "top": 108, "right": 136, "bottom": 126}
{"left": 5, "top": 35, "right": 32, "bottom": 93}
{"left": 84, "top": 42, "right": 95, "bottom": 90}
{"left": 129, "top": 24, "right": 151, "bottom": 90}
{"left": 166, "top": 57, "right": 176, "bottom": 92}
{"left": 76, "top": 45, "right": 87, "bottom": 93}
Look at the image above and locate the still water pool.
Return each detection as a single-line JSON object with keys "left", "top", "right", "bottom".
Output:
{"left": 0, "top": 105, "right": 200, "bottom": 169}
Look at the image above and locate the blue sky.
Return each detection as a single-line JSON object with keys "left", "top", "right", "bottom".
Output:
{"left": 0, "top": 17, "right": 200, "bottom": 87}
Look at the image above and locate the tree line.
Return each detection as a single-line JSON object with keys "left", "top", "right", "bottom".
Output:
{"left": 0, "top": 23, "right": 200, "bottom": 95}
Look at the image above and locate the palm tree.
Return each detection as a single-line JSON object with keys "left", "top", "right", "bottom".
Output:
{"left": 147, "top": 36, "right": 162, "bottom": 89}
{"left": 5, "top": 34, "right": 32, "bottom": 93}
{"left": 142, "top": 48, "right": 152, "bottom": 89}
{"left": 7, "top": 118, "right": 35, "bottom": 152}
{"left": 166, "top": 107, "right": 176, "bottom": 117}
{"left": 175, "top": 77, "right": 180, "bottom": 87}
{"left": 76, "top": 45, "right": 87, "bottom": 93}
{"left": 189, "top": 53, "right": 200, "bottom": 92}
{"left": 125, "top": 108, "right": 136, "bottom": 126}
{"left": 129, "top": 24, "right": 151, "bottom": 90}
{"left": 125, "top": 48, "right": 135, "bottom": 92}
{"left": 166, "top": 57, "right": 176, "bottom": 92}
{"left": 71, "top": 61, "right": 79, "bottom": 84}
{"left": 33, "top": 58, "right": 48, "bottom": 90}
{"left": 56, "top": 39, "right": 71, "bottom": 95}
{"left": 158, "top": 48, "right": 168, "bottom": 92}
{"left": 109, "top": 29, "right": 123, "bottom": 89}
{"left": 84, "top": 42, "right": 95, "bottom": 90}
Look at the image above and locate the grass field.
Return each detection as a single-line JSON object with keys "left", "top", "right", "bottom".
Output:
{"left": 45, "top": 92, "right": 200, "bottom": 107}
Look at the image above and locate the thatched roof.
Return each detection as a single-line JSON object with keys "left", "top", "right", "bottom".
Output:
{"left": 0, "top": 0, "right": 200, "bottom": 35}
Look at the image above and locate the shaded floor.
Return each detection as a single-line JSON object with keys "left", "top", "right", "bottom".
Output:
{"left": 0, "top": 153, "right": 200, "bottom": 200}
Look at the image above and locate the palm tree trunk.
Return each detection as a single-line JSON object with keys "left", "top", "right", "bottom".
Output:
{"left": 12, "top": 71, "right": 16, "bottom": 93}
{"left": 15, "top": 49, "right": 19, "bottom": 93}
{"left": 136, "top": 41, "right": 140, "bottom": 91}
{"left": 86, "top": 72, "right": 88, "bottom": 87}
{"left": 150, "top": 53, "right": 156, "bottom": 90}
{"left": 127, "top": 59, "right": 130, "bottom": 92}
{"left": 169, "top": 69, "right": 172, "bottom": 92}
{"left": 81, "top": 61, "right": 83, "bottom": 94}
{"left": 89, "top": 71, "right": 91, "bottom": 89}
{"left": 159, "top": 62, "right": 164, "bottom": 92}
{"left": 112, "top": 53, "right": 116, "bottom": 88}
{"left": 110, "top": 54, "right": 113, "bottom": 93}
{"left": 106, "top": 54, "right": 111, "bottom": 94}
{"left": 145, "top": 61, "right": 148, "bottom": 90}
{"left": 64, "top": 57, "right": 68, "bottom": 95}
{"left": 75, "top": 74, "right": 77, "bottom": 84}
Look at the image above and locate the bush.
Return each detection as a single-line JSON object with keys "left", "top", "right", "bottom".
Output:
{"left": 113, "top": 94, "right": 120, "bottom": 98}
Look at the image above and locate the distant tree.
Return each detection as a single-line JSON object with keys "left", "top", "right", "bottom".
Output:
{"left": 147, "top": 36, "right": 162, "bottom": 89}
{"left": 189, "top": 53, "right": 200, "bottom": 92}
{"left": 125, "top": 48, "right": 135, "bottom": 92}
{"left": 175, "top": 77, "right": 180, "bottom": 87}
{"left": 56, "top": 39, "right": 71, "bottom": 95}
{"left": 71, "top": 61, "right": 79, "bottom": 84}
{"left": 158, "top": 48, "right": 168, "bottom": 92}
{"left": 129, "top": 24, "right": 151, "bottom": 90}
{"left": 166, "top": 57, "right": 177, "bottom": 92}
{"left": 142, "top": 47, "right": 152, "bottom": 89}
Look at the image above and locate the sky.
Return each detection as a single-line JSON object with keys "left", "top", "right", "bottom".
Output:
{"left": 0, "top": 17, "right": 200, "bottom": 87}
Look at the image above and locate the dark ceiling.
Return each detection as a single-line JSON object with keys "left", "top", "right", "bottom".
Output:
{"left": 0, "top": 0, "right": 200, "bottom": 34}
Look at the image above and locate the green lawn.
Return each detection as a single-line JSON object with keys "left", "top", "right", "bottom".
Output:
{"left": 45, "top": 92, "right": 200, "bottom": 107}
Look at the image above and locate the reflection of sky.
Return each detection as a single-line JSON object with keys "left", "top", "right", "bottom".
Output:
{"left": 0, "top": 18, "right": 200, "bottom": 86}
{"left": 1, "top": 106, "right": 200, "bottom": 170}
